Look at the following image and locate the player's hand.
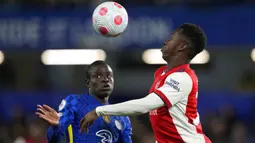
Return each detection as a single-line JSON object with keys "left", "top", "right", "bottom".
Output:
{"left": 35, "top": 104, "right": 60, "bottom": 126}
{"left": 80, "top": 109, "right": 99, "bottom": 133}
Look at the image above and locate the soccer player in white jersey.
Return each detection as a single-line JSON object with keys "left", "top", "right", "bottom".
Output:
{"left": 80, "top": 23, "right": 212, "bottom": 143}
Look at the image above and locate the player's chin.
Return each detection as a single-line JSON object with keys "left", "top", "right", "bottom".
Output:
{"left": 98, "top": 89, "right": 112, "bottom": 97}
{"left": 162, "top": 54, "right": 168, "bottom": 61}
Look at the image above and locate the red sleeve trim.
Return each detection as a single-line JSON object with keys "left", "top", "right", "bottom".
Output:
{"left": 154, "top": 90, "right": 172, "bottom": 108}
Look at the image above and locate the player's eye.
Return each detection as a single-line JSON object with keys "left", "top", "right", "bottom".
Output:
{"left": 92, "top": 74, "right": 101, "bottom": 79}
{"left": 107, "top": 74, "right": 113, "bottom": 78}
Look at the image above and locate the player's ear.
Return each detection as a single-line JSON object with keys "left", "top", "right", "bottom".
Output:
{"left": 178, "top": 43, "right": 187, "bottom": 51}
{"left": 85, "top": 79, "right": 90, "bottom": 88}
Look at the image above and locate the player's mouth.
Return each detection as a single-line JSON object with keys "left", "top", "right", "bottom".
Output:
{"left": 161, "top": 47, "right": 166, "bottom": 54}
{"left": 161, "top": 46, "right": 166, "bottom": 51}
{"left": 101, "top": 84, "right": 112, "bottom": 91}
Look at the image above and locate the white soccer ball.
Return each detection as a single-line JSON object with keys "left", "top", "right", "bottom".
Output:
{"left": 92, "top": 1, "right": 128, "bottom": 37}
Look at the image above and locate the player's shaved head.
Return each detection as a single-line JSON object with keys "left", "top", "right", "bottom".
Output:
{"left": 178, "top": 23, "right": 207, "bottom": 60}
{"left": 85, "top": 60, "right": 114, "bottom": 101}
{"left": 85, "top": 60, "right": 109, "bottom": 81}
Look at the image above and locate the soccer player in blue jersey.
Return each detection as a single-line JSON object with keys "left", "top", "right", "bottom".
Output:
{"left": 36, "top": 61, "right": 132, "bottom": 143}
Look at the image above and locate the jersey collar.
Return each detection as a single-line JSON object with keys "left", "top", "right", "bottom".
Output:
{"left": 86, "top": 93, "right": 110, "bottom": 105}
{"left": 164, "top": 64, "right": 190, "bottom": 73}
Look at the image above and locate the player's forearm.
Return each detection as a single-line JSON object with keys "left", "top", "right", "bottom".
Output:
{"left": 96, "top": 93, "right": 164, "bottom": 116}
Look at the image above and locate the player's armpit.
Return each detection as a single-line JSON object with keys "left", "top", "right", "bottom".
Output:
{"left": 155, "top": 72, "right": 193, "bottom": 108}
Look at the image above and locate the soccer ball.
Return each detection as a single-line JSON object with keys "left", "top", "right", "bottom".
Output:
{"left": 92, "top": 1, "right": 128, "bottom": 37}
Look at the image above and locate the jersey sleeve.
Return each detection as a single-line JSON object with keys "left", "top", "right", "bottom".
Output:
{"left": 154, "top": 72, "right": 193, "bottom": 109}
{"left": 120, "top": 117, "right": 132, "bottom": 143}
{"left": 96, "top": 93, "right": 164, "bottom": 116}
{"left": 47, "top": 94, "right": 77, "bottom": 143}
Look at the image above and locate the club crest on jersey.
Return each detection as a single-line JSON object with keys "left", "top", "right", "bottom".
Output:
{"left": 96, "top": 129, "right": 113, "bottom": 143}
{"left": 114, "top": 120, "right": 122, "bottom": 130}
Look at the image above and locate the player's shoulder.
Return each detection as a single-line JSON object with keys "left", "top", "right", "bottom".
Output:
{"left": 120, "top": 116, "right": 131, "bottom": 122}
{"left": 115, "top": 116, "right": 131, "bottom": 125}
{"left": 115, "top": 116, "right": 132, "bottom": 130}
{"left": 64, "top": 94, "right": 81, "bottom": 103}
{"left": 58, "top": 94, "right": 81, "bottom": 111}
{"left": 168, "top": 71, "right": 192, "bottom": 82}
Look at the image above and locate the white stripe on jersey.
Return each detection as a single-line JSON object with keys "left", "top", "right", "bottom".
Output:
{"left": 169, "top": 99, "right": 205, "bottom": 142}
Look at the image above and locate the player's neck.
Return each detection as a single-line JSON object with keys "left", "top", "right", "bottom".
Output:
{"left": 91, "top": 93, "right": 109, "bottom": 104}
{"left": 96, "top": 97, "right": 109, "bottom": 104}
{"left": 166, "top": 57, "right": 189, "bottom": 71}
{"left": 89, "top": 90, "right": 109, "bottom": 104}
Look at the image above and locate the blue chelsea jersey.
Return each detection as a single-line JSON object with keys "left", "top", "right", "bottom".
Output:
{"left": 47, "top": 94, "right": 132, "bottom": 143}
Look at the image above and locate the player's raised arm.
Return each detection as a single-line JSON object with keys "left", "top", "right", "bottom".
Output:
{"left": 36, "top": 94, "right": 77, "bottom": 143}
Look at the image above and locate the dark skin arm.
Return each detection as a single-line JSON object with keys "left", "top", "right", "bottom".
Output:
{"left": 79, "top": 109, "right": 110, "bottom": 133}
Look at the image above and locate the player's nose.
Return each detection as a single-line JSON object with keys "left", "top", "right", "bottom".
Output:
{"left": 101, "top": 76, "right": 110, "bottom": 82}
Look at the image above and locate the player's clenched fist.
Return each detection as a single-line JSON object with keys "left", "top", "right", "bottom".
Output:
{"left": 36, "top": 104, "right": 60, "bottom": 126}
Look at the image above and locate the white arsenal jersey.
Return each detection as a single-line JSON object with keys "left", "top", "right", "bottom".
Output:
{"left": 149, "top": 64, "right": 211, "bottom": 143}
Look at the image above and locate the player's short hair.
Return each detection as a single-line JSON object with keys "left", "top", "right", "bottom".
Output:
{"left": 85, "top": 60, "right": 108, "bottom": 81}
{"left": 179, "top": 23, "right": 207, "bottom": 60}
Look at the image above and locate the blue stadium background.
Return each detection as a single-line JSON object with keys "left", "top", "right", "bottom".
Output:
{"left": 0, "top": 0, "right": 255, "bottom": 142}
